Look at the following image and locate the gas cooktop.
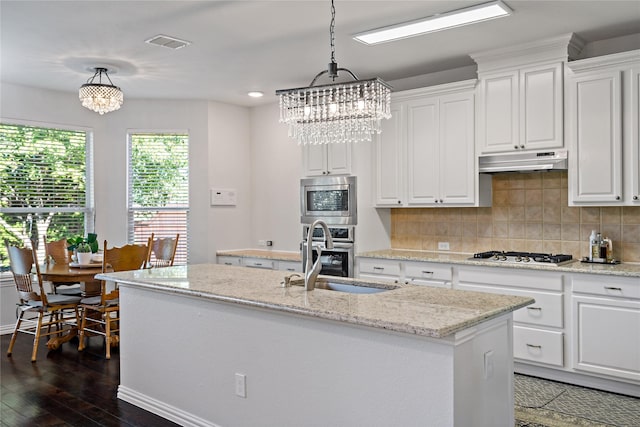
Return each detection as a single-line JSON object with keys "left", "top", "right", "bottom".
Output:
{"left": 471, "top": 251, "right": 575, "bottom": 266}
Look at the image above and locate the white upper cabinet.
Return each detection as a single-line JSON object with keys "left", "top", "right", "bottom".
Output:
{"left": 302, "top": 142, "right": 352, "bottom": 176}
{"left": 472, "top": 34, "right": 582, "bottom": 155}
{"left": 375, "top": 102, "right": 404, "bottom": 206}
{"left": 374, "top": 80, "right": 490, "bottom": 207}
{"left": 567, "top": 50, "right": 640, "bottom": 205}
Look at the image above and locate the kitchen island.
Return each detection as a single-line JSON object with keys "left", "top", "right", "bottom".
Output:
{"left": 97, "top": 264, "right": 533, "bottom": 427}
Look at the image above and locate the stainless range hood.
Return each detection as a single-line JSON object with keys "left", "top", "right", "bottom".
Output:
{"left": 478, "top": 150, "right": 568, "bottom": 173}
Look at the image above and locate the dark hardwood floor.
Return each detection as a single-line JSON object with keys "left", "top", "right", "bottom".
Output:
{"left": 1, "top": 333, "right": 178, "bottom": 427}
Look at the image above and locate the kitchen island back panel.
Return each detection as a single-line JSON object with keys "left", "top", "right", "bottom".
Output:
{"left": 391, "top": 171, "right": 640, "bottom": 262}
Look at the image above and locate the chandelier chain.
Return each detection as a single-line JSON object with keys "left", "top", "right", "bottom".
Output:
{"left": 329, "top": 0, "right": 336, "bottom": 65}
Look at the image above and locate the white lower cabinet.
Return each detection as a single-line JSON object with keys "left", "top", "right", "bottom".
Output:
{"left": 278, "top": 260, "right": 303, "bottom": 273}
{"left": 217, "top": 255, "right": 302, "bottom": 272}
{"left": 357, "top": 257, "right": 639, "bottom": 394}
{"left": 513, "top": 326, "right": 564, "bottom": 367}
{"left": 217, "top": 255, "right": 242, "bottom": 266}
{"left": 357, "top": 258, "right": 452, "bottom": 288}
{"left": 243, "top": 258, "right": 275, "bottom": 269}
{"left": 571, "top": 274, "right": 640, "bottom": 383}
{"left": 357, "top": 258, "right": 402, "bottom": 283}
{"left": 456, "top": 267, "right": 565, "bottom": 368}
{"left": 403, "top": 261, "right": 452, "bottom": 288}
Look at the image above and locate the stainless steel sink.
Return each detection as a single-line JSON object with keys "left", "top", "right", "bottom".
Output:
{"left": 287, "top": 277, "right": 399, "bottom": 294}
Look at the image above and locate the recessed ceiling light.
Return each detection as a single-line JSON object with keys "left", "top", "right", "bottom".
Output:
{"left": 353, "top": 0, "right": 512, "bottom": 45}
{"left": 248, "top": 91, "right": 264, "bottom": 98}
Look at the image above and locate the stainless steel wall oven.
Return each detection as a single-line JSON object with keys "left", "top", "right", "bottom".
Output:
{"left": 301, "top": 225, "right": 354, "bottom": 277}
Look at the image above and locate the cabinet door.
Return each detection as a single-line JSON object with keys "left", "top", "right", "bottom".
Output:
{"left": 568, "top": 70, "right": 623, "bottom": 204}
{"left": 520, "top": 62, "right": 563, "bottom": 150}
{"left": 302, "top": 144, "right": 327, "bottom": 176}
{"left": 375, "top": 103, "right": 404, "bottom": 206}
{"left": 631, "top": 67, "right": 640, "bottom": 203}
{"left": 439, "top": 92, "right": 475, "bottom": 204}
{"left": 477, "top": 70, "right": 519, "bottom": 154}
{"left": 326, "top": 142, "right": 351, "bottom": 175}
{"left": 572, "top": 295, "right": 640, "bottom": 382}
{"left": 406, "top": 98, "right": 439, "bottom": 204}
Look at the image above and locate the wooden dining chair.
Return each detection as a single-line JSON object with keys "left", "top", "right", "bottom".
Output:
{"left": 43, "top": 235, "right": 82, "bottom": 296}
{"left": 77, "top": 239, "right": 149, "bottom": 359}
{"left": 4, "top": 240, "right": 81, "bottom": 362}
{"left": 146, "top": 233, "right": 179, "bottom": 268}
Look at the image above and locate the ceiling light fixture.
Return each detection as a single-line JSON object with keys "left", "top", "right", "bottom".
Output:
{"left": 353, "top": 0, "right": 512, "bottom": 45}
{"left": 79, "top": 67, "right": 123, "bottom": 115}
{"left": 276, "top": 0, "right": 392, "bottom": 145}
{"left": 248, "top": 91, "right": 264, "bottom": 98}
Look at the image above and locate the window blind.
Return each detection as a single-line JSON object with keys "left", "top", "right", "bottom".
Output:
{"left": 127, "top": 132, "right": 189, "bottom": 265}
{"left": 0, "top": 123, "right": 93, "bottom": 270}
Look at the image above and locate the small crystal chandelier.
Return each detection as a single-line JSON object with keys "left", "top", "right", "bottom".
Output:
{"left": 79, "top": 67, "right": 124, "bottom": 115}
{"left": 276, "top": 0, "right": 392, "bottom": 145}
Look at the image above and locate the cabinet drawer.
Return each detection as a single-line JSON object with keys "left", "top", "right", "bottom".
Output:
{"left": 572, "top": 275, "right": 640, "bottom": 300}
{"left": 514, "top": 326, "right": 564, "bottom": 367}
{"left": 458, "top": 267, "right": 563, "bottom": 291}
{"left": 457, "top": 283, "right": 563, "bottom": 328}
{"left": 404, "top": 261, "right": 452, "bottom": 282}
{"left": 243, "top": 258, "right": 275, "bottom": 269}
{"left": 358, "top": 259, "right": 401, "bottom": 277}
{"left": 217, "top": 256, "right": 242, "bottom": 266}
{"left": 278, "top": 260, "right": 302, "bottom": 273}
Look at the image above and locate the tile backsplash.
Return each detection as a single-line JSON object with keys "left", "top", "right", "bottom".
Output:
{"left": 390, "top": 171, "right": 640, "bottom": 263}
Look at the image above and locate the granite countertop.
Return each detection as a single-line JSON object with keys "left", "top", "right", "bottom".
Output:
{"left": 96, "top": 264, "right": 532, "bottom": 339}
{"left": 217, "top": 249, "right": 301, "bottom": 262}
{"left": 358, "top": 249, "right": 640, "bottom": 278}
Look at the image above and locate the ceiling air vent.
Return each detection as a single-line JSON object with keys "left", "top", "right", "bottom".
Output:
{"left": 145, "top": 34, "right": 191, "bottom": 50}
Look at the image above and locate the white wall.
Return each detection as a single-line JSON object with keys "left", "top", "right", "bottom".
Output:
{"left": 208, "top": 102, "right": 253, "bottom": 256}
{"left": 249, "top": 103, "right": 302, "bottom": 252}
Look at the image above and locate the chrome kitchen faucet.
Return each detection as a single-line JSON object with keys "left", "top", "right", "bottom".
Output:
{"left": 304, "top": 219, "right": 334, "bottom": 291}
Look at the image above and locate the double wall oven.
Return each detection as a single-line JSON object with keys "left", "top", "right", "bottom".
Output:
{"left": 300, "top": 176, "right": 356, "bottom": 277}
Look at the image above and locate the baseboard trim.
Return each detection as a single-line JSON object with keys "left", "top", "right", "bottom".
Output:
{"left": 515, "top": 362, "right": 640, "bottom": 398}
{"left": 117, "top": 385, "right": 220, "bottom": 427}
{"left": 1, "top": 324, "right": 16, "bottom": 335}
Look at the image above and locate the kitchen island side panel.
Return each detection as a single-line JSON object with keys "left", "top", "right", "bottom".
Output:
{"left": 117, "top": 284, "right": 514, "bottom": 427}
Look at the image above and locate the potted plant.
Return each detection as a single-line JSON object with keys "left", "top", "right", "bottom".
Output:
{"left": 67, "top": 233, "right": 99, "bottom": 253}
{"left": 76, "top": 243, "right": 93, "bottom": 265}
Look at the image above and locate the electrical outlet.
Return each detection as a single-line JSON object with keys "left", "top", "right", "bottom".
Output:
{"left": 258, "top": 240, "right": 266, "bottom": 246}
{"left": 266, "top": 240, "right": 273, "bottom": 247}
{"left": 235, "top": 373, "right": 246, "bottom": 398}
{"left": 438, "top": 242, "right": 450, "bottom": 251}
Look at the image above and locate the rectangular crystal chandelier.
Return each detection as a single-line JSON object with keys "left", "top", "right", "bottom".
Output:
{"left": 276, "top": 0, "right": 392, "bottom": 145}
{"left": 277, "top": 77, "right": 391, "bottom": 145}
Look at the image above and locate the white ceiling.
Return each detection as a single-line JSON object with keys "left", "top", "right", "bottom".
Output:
{"left": 1, "top": 1, "right": 639, "bottom": 107}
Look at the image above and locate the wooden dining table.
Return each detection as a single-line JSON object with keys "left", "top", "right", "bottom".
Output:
{"left": 40, "top": 262, "right": 104, "bottom": 297}
{"left": 40, "top": 262, "right": 109, "bottom": 350}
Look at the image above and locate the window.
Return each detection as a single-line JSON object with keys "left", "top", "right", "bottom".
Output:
{"left": 0, "top": 122, "right": 93, "bottom": 272}
{"left": 128, "top": 132, "right": 189, "bottom": 265}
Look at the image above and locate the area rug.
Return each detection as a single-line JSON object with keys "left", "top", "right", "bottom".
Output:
{"left": 515, "top": 405, "right": 615, "bottom": 427}
{"left": 513, "top": 374, "right": 640, "bottom": 427}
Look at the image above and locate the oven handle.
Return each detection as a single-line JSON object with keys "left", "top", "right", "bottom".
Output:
{"left": 303, "top": 242, "right": 353, "bottom": 250}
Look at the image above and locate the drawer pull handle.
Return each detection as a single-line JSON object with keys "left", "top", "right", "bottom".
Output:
{"left": 255, "top": 263, "right": 262, "bottom": 266}
{"left": 526, "top": 344, "right": 542, "bottom": 349}
{"left": 604, "top": 286, "right": 622, "bottom": 291}
{"left": 527, "top": 307, "right": 542, "bottom": 311}
{"left": 286, "top": 268, "right": 295, "bottom": 271}
{"left": 373, "top": 266, "right": 384, "bottom": 271}
{"left": 224, "top": 262, "right": 233, "bottom": 265}
{"left": 421, "top": 271, "right": 434, "bottom": 275}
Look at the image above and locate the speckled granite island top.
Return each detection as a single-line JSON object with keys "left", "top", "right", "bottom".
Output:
{"left": 359, "top": 249, "right": 640, "bottom": 278}
{"left": 96, "top": 264, "right": 532, "bottom": 339}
